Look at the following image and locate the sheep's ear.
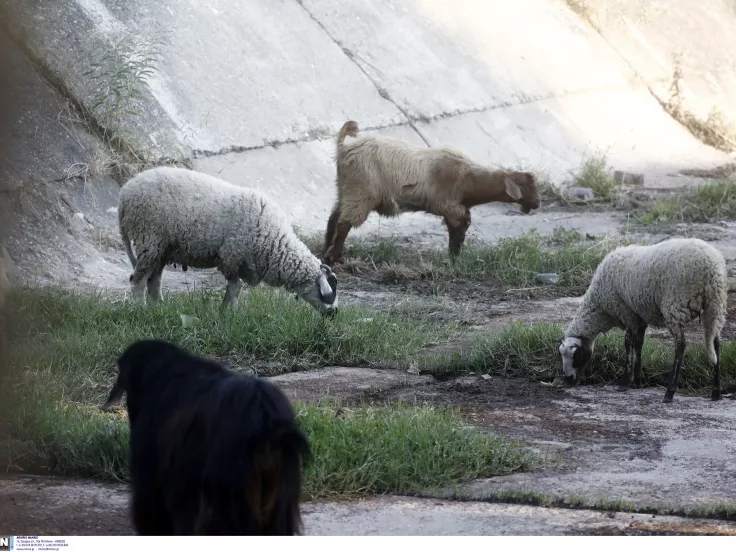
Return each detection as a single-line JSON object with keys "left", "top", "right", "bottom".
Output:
{"left": 504, "top": 176, "right": 523, "bottom": 201}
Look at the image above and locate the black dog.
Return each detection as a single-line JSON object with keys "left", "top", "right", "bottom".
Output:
{"left": 102, "top": 340, "right": 310, "bottom": 535}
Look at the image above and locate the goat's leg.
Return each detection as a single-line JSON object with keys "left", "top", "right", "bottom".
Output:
{"left": 323, "top": 203, "right": 341, "bottom": 256}
{"left": 632, "top": 325, "right": 647, "bottom": 388}
{"left": 444, "top": 208, "right": 471, "bottom": 258}
{"left": 323, "top": 221, "right": 352, "bottom": 266}
{"left": 617, "top": 327, "right": 634, "bottom": 391}
{"left": 712, "top": 336, "right": 722, "bottom": 401}
{"left": 663, "top": 327, "right": 686, "bottom": 403}
{"left": 222, "top": 277, "right": 242, "bottom": 311}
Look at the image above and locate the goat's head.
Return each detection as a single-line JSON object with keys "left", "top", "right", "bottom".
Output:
{"left": 295, "top": 264, "right": 339, "bottom": 317}
{"left": 101, "top": 339, "right": 183, "bottom": 422}
{"left": 557, "top": 336, "right": 593, "bottom": 387}
{"left": 504, "top": 172, "right": 541, "bottom": 214}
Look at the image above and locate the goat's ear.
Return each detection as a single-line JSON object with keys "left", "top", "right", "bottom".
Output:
{"left": 504, "top": 176, "right": 523, "bottom": 201}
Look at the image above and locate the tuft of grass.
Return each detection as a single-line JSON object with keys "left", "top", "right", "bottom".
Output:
{"left": 427, "top": 322, "right": 736, "bottom": 391}
{"left": 7, "top": 286, "right": 457, "bottom": 405}
{"left": 637, "top": 181, "right": 736, "bottom": 225}
{"left": 3, "top": 392, "right": 531, "bottom": 498}
{"left": 323, "top": 230, "right": 630, "bottom": 294}
{"left": 569, "top": 152, "right": 617, "bottom": 200}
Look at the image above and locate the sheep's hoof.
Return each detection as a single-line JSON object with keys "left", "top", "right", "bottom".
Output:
{"left": 711, "top": 389, "right": 722, "bottom": 401}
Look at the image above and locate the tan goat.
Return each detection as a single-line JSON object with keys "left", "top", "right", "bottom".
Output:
{"left": 322, "top": 121, "right": 541, "bottom": 266}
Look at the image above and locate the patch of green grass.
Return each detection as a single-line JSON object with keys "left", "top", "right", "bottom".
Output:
{"left": 3, "top": 393, "right": 531, "bottom": 498}
{"left": 425, "top": 322, "right": 736, "bottom": 391}
{"left": 311, "top": 230, "right": 630, "bottom": 293}
{"left": 637, "top": 181, "right": 736, "bottom": 225}
{"left": 7, "top": 286, "right": 456, "bottom": 405}
{"left": 299, "top": 402, "right": 530, "bottom": 498}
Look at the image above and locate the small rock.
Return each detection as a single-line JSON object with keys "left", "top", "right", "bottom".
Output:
{"left": 566, "top": 187, "right": 595, "bottom": 201}
{"left": 535, "top": 272, "right": 560, "bottom": 285}
{"left": 481, "top": 374, "right": 492, "bottom": 381}
{"left": 407, "top": 361, "right": 420, "bottom": 376}
{"left": 585, "top": 233, "right": 597, "bottom": 240}
{"left": 719, "top": 220, "right": 729, "bottom": 228}
{"left": 613, "top": 170, "right": 644, "bottom": 186}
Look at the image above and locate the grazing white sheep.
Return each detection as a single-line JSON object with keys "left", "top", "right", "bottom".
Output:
{"left": 119, "top": 167, "right": 338, "bottom": 316}
{"left": 558, "top": 238, "right": 728, "bottom": 403}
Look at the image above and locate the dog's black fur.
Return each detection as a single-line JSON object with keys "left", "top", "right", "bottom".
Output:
{"left": 103, "top": 339, "right": 310, "bottom": 536}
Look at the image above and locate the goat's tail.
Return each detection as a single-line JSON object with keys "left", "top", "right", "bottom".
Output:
{"left": 336, "top": 120, "right": 359, "bottom": 148}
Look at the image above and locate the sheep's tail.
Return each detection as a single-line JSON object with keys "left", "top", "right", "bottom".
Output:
{"left": 703, "top": 268, "right": 727, "bottom": 365}
{"left": 336, "top": 120, "right": 359, "bottom": 149}
{"left": 119, "top": 218, "right": 137, "bottom": 269}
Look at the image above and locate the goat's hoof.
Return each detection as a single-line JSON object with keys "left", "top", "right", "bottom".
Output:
{"left": 711, "top": 389, "right": 722, "bottom": 401}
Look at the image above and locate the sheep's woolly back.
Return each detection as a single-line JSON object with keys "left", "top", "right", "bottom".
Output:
{"left": 566, "top": 238, "right": 728, "bottom": 347}
{"left": 119, "top": 167, "right": 321, "bottom": 290}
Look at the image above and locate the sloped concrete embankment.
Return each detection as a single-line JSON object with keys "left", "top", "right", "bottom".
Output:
{"left": 1, "top": 0, "right": 735, "bottom": 288}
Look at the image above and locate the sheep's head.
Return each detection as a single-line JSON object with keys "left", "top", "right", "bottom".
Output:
{"left": 557, "top": 336, "right": 593, "bottom": 386}
{"left": 504, "top": 172, "right": 541, "bottom": 214}
{"left": 297, "top": 264, "right": 338, "bottom": 317}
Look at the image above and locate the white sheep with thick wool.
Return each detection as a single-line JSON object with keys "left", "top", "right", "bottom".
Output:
{"left": 118, "top": 167, "right": 338, "bottom": 315}
{"left": 558, "top": 238, "right": 727, "bottom": 403}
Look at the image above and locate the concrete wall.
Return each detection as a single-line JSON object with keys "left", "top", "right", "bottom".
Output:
{"left": 1, "top": 0, "right": 735, "bottom": 287}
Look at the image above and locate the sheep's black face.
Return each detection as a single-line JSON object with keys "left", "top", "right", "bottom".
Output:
{"left": 300, "top": 264, "right": 339, "bottom": 317}
{"left": 558, "top": 336, "right": 592, "bottom": 386}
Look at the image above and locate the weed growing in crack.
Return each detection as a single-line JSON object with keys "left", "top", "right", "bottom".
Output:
{"left": 80, "top": 31, "right": 173, "bottom": 180}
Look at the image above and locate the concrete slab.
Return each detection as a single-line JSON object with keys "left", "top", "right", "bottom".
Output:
{"left": 268, "top": 367, "right": 435, "bottom": 403}
{"left": 2, "top": 477, "right": 735, "bottom": 535}
{"left": 582, "top": 0, "right": 736, "bottom": 126}
{"left": 0, "top": 30, "right": 103, "bottom": 189}
{"left": 418, "top": 84, "right": 732, "bottom": 187}
{"left": 301, "top": 0, "right": 635, "bottom": 118}
{"left": 442, "top": 385, "right": 736, "bottom": 512}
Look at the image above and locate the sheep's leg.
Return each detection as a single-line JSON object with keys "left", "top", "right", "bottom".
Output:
{"left": 323, "top": 221, "right": 352, "bottom": 266}
{"left": 146, "top": 264, "right": 165, "bottom": 303}
{"left": 323, "top": 204, "right": 341, "bottom": 256}
{"left": 632, "top": 325, "right": 647, "bottom": 388}
{"left": 130, "top": 252, "right": 156, "bottom": 305}
{"left": 711, "top": 336, "right": 721, "bottom": 401}
{"left": 617, "top": 327, "right": 634, "bottom": 391}
{"left": 663, "top": 328, "right": 686, "bottom": 403}
{"left": 221, "top": 277, "right": 242, "bottom": 311}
